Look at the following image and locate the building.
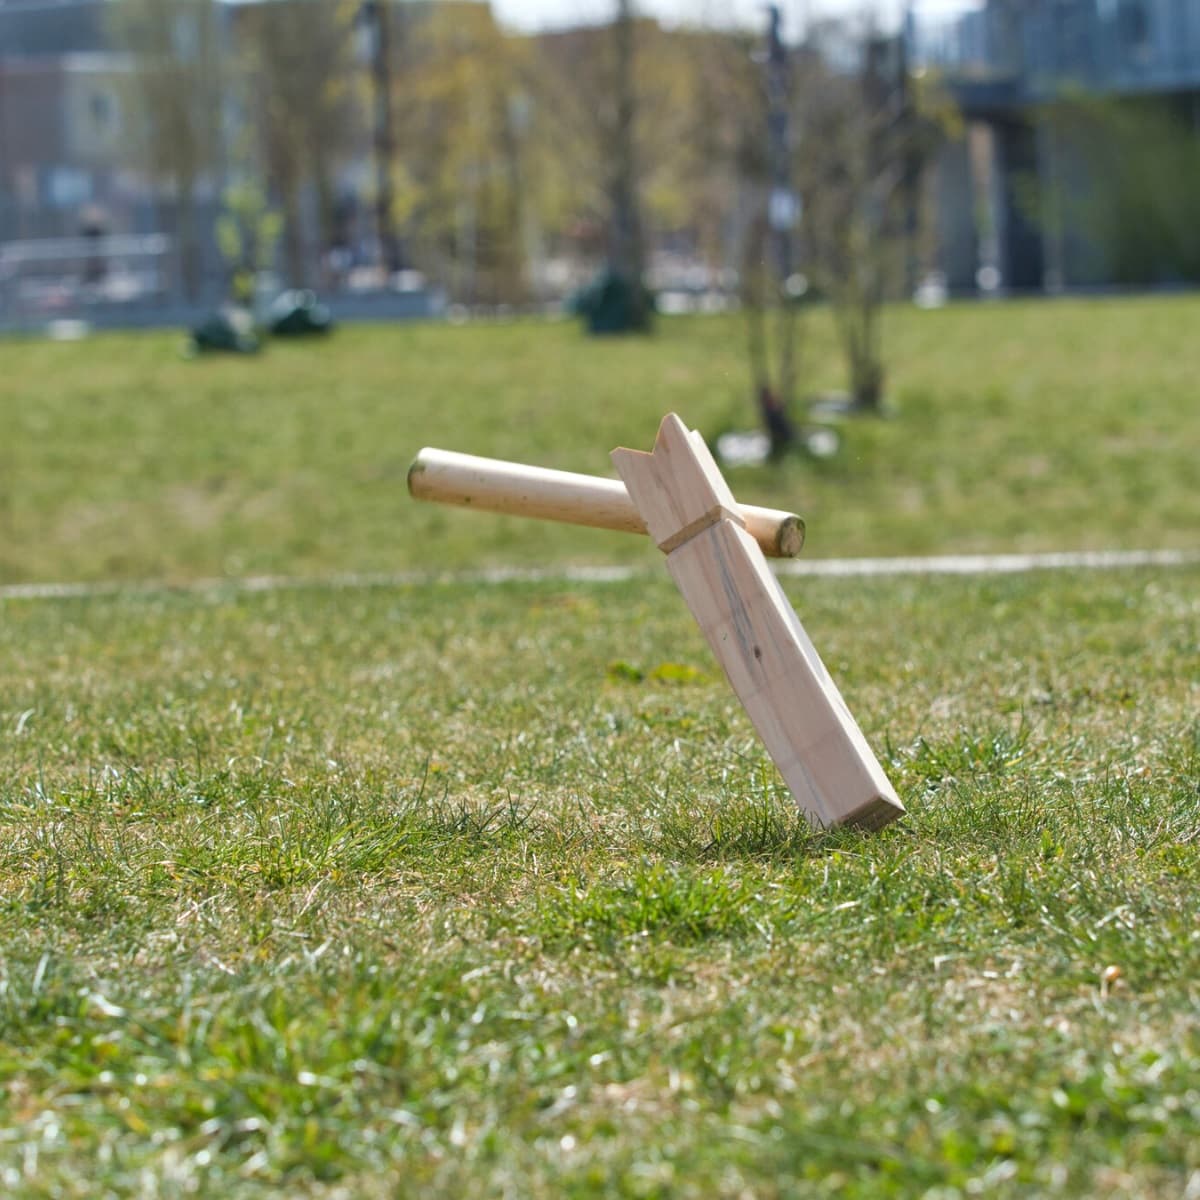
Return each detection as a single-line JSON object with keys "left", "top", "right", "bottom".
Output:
{"left": 910, "top": 0, "right": 1200, "bottom": 292}
{"left": 0, "top": 0, "right": 192, "bottom": 318}
{"left": 0, "top": 0, "right": 141, "bottom": 241}
{"left": 0, "top": 0, "right": 443, "bottom": 324}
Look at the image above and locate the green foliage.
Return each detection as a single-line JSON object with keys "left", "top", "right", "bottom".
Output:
{"left": 1034, "top": 93, "right": 1200, "bottom": 285}
{"left": 794, "top": 34, "right": 952, "bottom": 411}
{"left": 216, "top": 180, "right": 284, "bottom": 304}
{"left": 106, "top": 0, "right": 224, "bottom": 298}
{"left": 236, "top": 0, "right": 361, "bottom": 286}
{"left": 390, "top": 3, "right": 534, "bottom": 304}
{"left": 106, "top": 0, "right": 224, "bottom": 181}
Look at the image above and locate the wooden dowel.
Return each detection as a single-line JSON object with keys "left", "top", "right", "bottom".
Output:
{"left": 407, "top": 447, "right": 806, "bottom": 559}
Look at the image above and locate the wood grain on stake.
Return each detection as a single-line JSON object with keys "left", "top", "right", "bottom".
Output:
{"left": 612, "top": 414, "right": 904, "bottom": 830}
{"left": 408, "top": 447, "right": 805, "bottom": 559}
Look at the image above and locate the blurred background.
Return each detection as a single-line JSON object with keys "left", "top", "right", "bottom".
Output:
{"left": 3, "top": 0, "right": 1199, "bottom": 336}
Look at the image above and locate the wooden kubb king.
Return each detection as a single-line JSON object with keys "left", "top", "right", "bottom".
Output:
{"left": 410, "top": 413, "right": 904, "bottom": 831}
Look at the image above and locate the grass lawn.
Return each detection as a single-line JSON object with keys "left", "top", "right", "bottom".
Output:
{"left": 1, "top": 295, "right": 1198, "bottom": 584}
{"left": 2, "top": 567, "right": 1197, "bottom": 1196}
{"left": 1, "top": 300, "right": 1197, "bottom": 1195}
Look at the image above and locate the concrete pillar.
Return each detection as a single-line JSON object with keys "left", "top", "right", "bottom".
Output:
{"left": 1036, "top": 119, "right": 1066, "bottom": 293}
{"left": 967, "top": 119, "right": 1006, "bottom": 295}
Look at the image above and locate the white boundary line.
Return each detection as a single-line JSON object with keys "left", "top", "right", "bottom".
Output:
{"left": 1, "top": 549, "right": 1197, "bottom": 604}
{"left": 774, "top": 548, "right": 1200, "bottom": 578}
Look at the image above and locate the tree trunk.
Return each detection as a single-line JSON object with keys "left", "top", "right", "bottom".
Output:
{"left": 370, "top": 0, "right": 402, "bottom": 275}
{"left": 608, "top": 0, "right": 650, "bottom": 331}
{"left": 282, "top": 179, "right": 307, "bottom": 288}
{"left": 839, "top": 298, "right": 884, "bottom": 412}
{"left": 742, "top": 211, "right": 800, "bottom": 457}
{"left": 852, "top": 359, "right": 884, "bottom": 411}
{"left": 313, "top": 152, "right": 337, "bottom": 283}
{"left": 176, "top": 180, "right": 202, "bottom": 303}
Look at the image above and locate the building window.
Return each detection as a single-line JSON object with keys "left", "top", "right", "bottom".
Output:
{"left": 48, "top": 167, "right": 93, "bottom": 209}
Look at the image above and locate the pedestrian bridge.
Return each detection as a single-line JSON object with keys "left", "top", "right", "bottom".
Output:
{"left": 910, "top": 0, "right": 1200, "bottom": 111}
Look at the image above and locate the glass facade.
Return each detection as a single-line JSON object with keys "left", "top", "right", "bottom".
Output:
{"left": 909, "top": 0, "right": 1200, "bottom": 101}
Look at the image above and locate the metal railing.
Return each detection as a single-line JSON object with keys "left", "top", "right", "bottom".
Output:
{"left": 0, "top": 233, "right": 175, "bottom": 321}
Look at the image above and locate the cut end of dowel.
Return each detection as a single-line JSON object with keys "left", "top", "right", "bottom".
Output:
{"left": 775, "top": 515, "right": 806, "bottom": 559}
{"left": 406, "top": 451, "right": 429, "bottom": 497}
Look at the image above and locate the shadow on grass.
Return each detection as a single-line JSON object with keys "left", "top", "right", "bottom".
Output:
{"left": 651, "top": 791, "right": 891, "bottom": 864}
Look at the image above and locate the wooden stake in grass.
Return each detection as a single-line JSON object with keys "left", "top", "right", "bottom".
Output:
{"left": 612, "top": 414, "right": 904, "bottom": 830}
{"left": 409, "top": 415, "right": 903, "bottom": 829}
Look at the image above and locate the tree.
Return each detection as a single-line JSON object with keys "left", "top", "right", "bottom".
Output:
{"left": 236, "top": 0, "right": 363, "bottom": 288}
{"left": 362, "top": 0, "right": 403, "bottom": 274}
{"left": 1029, "top": 94, "right": 1200, "bottom": 287}
{"left": 650, "top": 13, "right": 804, "bottom": 452}
{"left": 739, "top": 6, "right": 802, "bottom": 454}
{"left": 529, "top": 13, "right": 721, "bottom": 327}
{"left": 109, "top": 0, "right": 224, "bottom": 300}
{"left": 665, "top": 27, "right": 757, "bottom": 284}
{"left": 216, "top": 179, "right": 283, "bottom": 306}
{"left": 605, "top": 0, "right": 650, "bottom": 330}
{"left": 389, "top": 2, "right": 533, "bottom": 304}
{"left": 793, "top": 22, "right": 947, "bottom": 412}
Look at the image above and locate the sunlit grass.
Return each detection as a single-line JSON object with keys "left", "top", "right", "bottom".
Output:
{"left": 1, "top": 297, "right": 1195, "bottom": 1193}
{"left": 2, "top": 295, "right": 1198, "bottom": 585}
{"left": 2, "top": 566, "right": 1197, "bottom": 1195}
